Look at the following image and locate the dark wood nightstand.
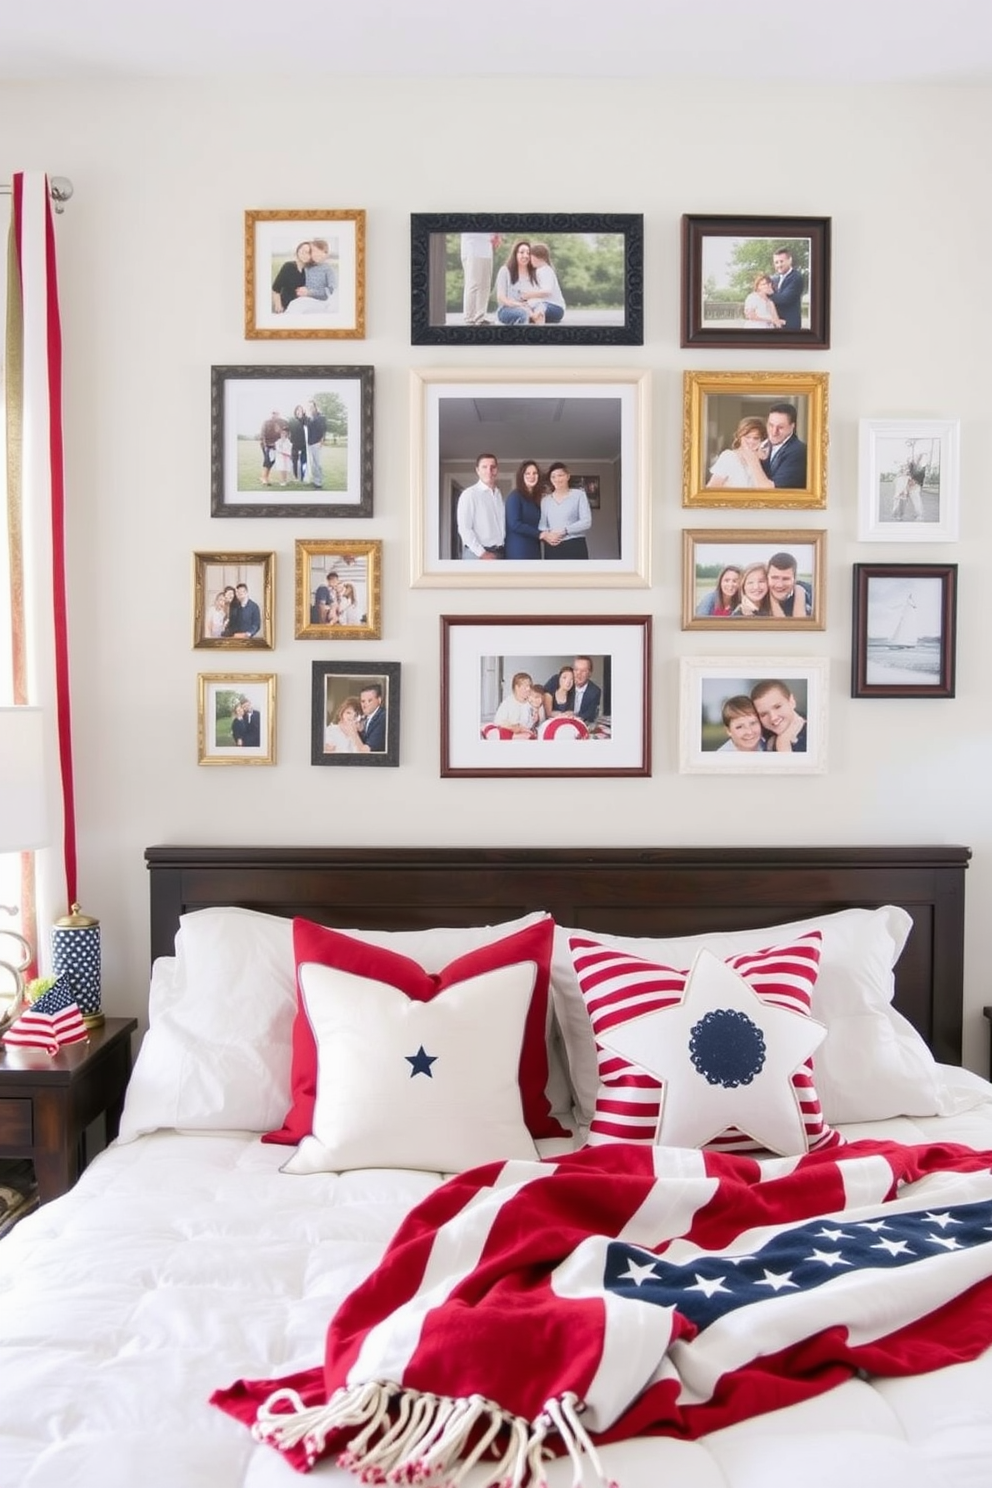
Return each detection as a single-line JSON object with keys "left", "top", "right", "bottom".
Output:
{"left": 0, "top": 1017, "right": 138, "bottom": 1204}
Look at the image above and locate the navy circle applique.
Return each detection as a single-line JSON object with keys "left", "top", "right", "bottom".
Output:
{"left": 688, "top": 1008, "right": 766, "bottom": 1088}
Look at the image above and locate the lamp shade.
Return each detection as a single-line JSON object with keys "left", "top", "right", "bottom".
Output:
{"left": 0, "top": 706, "right": 49, "bottom": 852}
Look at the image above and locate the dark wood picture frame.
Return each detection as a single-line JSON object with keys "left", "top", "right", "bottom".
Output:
{"left": 852, "top": 563, "right": 958, "bottom": 699}
{"left": 410, "top": 213, "right": 644, "bottom": 346}
{"left": 311, "top": 661, "right": 400, "bottom": 766}
{"left": 681, "top": 215, "right": 831, "bottom": 350}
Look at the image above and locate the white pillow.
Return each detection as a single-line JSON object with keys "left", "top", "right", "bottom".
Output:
{"left": 282, "top": 960, "right": 538, "bottom": 1173}
{"left": 552, "top": 906, "right": 942, "bottom": 1129}
{"left": 119, "top": 906, "right": 569, "bottom": 1140}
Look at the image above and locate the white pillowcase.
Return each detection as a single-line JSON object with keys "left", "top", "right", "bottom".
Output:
{"left": 551, "top": 906, "right": 943, "bottom": 1129}
{"left": 283, "top": 960, "right": 538, "bottom": 1173}
{"left": 119, "top": 906, "right": 569, "bottom": 1141}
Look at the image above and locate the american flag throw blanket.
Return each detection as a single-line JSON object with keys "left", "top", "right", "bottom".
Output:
{"left": 213, "top": 1140, "right": 992, "bottom": 1486}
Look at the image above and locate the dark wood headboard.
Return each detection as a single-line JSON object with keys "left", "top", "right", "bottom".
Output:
{"left": 146, "top": 845, "right": 970, "bottom": 1066}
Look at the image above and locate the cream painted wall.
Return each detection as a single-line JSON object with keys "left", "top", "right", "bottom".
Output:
{"left": 1, "top": 77, "right": 989, "bottom": 1068}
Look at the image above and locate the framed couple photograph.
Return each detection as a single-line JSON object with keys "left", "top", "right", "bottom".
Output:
{"left": 244, "top": 209, "right": 365, "bottom": 339}
{"left": 683, "top": 370, "right": 828, "bottom": 510}
{"left": 851, "top": 563, "right": 958, "bottom": 699}
{"left": 192, "top": 551, "right": 274, "bottom": 649}
{"left": 682, "top": 530, "right": 825, "bottom": 630}
{"left": 197, "top": 674, "right": 276, "bottom": 765}
{"left": 411, "top": 368, "right": 650, "bottom": 588}
{"left": 680, "top": 215, "right": 831, "bottom": 350}
{"left": 857, "top": 419, "right": 960, "bottom": 542}
{"left": 210, "top": 365, "right": 374, "bottom": 519}
{"left": 679, "top": 658, "right": 828, "bottom": 775}
{"left": 295, "top": 539, "right": 382, "bottom": 640}
{"left": 440, "top": 615, "right": 651, "bottom": 779}
{"left": 410, "top": 213, "right": 644, "bottom": 346}
{"left": 311, "top": 661, "right": 400, "bottom": 767}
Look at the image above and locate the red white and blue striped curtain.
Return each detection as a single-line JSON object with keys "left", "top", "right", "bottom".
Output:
{"left": 4, "top": 172, "right": 76, "bottom": 963}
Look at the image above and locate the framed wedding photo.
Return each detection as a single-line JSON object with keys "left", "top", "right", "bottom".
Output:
{"left": 210, "top": 365, "right": 374, "bottom": 520}
{"left": 683, "top": 370, "right": 828, "bottom": 510}
{"left": 197, "top": 673, "right": 276, "bottom": 765}
{"left": 682, "top": 530, "right": 825, "bottom": 631}
{"left": 411, "top": 367, "right": 650, "bottom": 588}
{"left": 851, "top": 563, "right": 957, "bottom": 699}
{"left": 244, "top": 209, "right": 365, "bottom": 339}
{"left": 193, "top": 550, "right": 274, "bottom": 649}
{"left": 441, "top": 615, "right": 651, "bottom": 779}
{"left": 311, "top": 661, "right": 400, "bottom": 767}
{"left": 410, "top": 213, "right": 643, "bottom": 346}
{"left": 681, "top": 215, "right": 831, "bottom": 350}
{"left": 679, "top": 657, "right": 828, "bottom": 775}
{"left": 295, "top": 538, "right": 382, "bottom": 640}
{"left": 858, "top": 419, "right": 960, "bottom": 542}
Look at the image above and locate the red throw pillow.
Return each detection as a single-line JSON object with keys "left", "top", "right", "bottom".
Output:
{"left": 264, "top": 915, "right": 567, "bottom": 1145}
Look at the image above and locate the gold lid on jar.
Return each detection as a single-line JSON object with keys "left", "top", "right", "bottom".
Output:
{"left": 54, "top": 902, "right": 99, "bottom": 929}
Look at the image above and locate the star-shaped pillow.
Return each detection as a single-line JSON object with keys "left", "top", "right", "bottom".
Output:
{"left": 570, "top": 932, "right": 841, "bottom": 1157}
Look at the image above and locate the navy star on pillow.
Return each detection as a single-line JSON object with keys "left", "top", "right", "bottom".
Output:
{"left": 406, "top": 1045, "right": 437, "bottom": 1078}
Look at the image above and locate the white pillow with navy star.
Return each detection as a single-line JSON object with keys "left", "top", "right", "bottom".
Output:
{"left": 282, "top": 960, "right": 539, "bottom": 1173}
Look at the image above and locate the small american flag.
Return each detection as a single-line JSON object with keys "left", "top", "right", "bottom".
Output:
{"left": 3, "top": 975, "right": 88, "bottom": 1055}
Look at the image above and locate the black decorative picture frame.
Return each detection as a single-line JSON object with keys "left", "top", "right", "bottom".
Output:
{"left": 311, "top": 661, "right": 400, "bottom": 766}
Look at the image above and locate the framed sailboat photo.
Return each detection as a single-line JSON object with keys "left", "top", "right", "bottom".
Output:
{"left": 851, "top": 563, "right": 957, "bottom": 698}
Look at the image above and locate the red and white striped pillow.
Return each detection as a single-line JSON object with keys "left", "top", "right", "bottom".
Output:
{"left": 569, "top": 931, "right": 842, "bottom": 1156}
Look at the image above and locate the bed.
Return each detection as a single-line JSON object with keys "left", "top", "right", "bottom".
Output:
{"left": 2, "top": 843, "right": 992, "bottom": 1488}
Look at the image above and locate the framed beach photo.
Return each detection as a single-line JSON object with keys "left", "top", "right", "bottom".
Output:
{"left": 311, "top": 661, "right": 400, "bottom": 767}
{"left": 681, "top": 215, "right": 831, "bottom": 350}
{"left": 295, "top": 539, "right": 382, "bottom": 640}
{"left": 244, "top": 209, "right": 365, "bottom": 339}
{"left": 682, "top": 530, "right": 825, "bottom": 631}
{"left": 680, "top": 658, "right": 828, "bottom": 775}
{"left": 411, "top": 368, "right": 650, "bottom": 588}
{"left": 410, "top": 213, "right": 643, "bottom": 346}
{"left": 197, "top": 673, "right": 276, "bottom": 765}
{"left": 851, "top": 564, "right": 957, "bottom": 699}
{"left": 683, "top": 370, "right": 828, "bottom": 510}
{"left": 858, "top": 419, "right": 960, "bottom": 542}
{"left": 210, "top": 365, "right": 373, "bottom": 520}
{"left": 193, "top": 551, "right": 274, "bottom": 650}
{"left": 440, "top": 615, "right": 651, "bottom": 779}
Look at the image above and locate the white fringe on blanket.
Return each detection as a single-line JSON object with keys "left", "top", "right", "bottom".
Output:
{"left": 252, "top": 1381, "right": 619, "bottom": 1488}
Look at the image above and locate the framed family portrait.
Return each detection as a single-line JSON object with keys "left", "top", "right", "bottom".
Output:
{"left": 682, "top": 530, "right": 825, "bottom": 631}
{"left": 411, "top": 367, "right": 650, "bottom": 588}
{"left": 311, "top": 661, "right": 400, "bottom": 767}
{"left": 680, "top": 215, "right": 831, "bottom": 350}
{"left": 197, "top": 673, "right": 276, "bottom": 765}
{"left": 244, "top": 209, "right": 365, "bottom": 339}
{"left": 857, "top": 419, "right": 960, "bottom": 542}
{"left": 193, "top": 551, "right": 274, "bottom": 649}
{"left": 440, "top": 615, "right": 651, "bottom": 779}
{"left": 409, "top": 213, "right": 644, "bottom": 346}
{"left": 679, "top": 657, "right": 828, "bottom": 775}
{"left": 295, "top": 539, "right": 382, "bottom": 640}
{"left": 851, "top": 563, "right": 957, "bottom": 699}
{"left": 683, "top": 370, "right": 828, "bottom": 510}
{"left": 210, "top": 365, "right": 374, "bottom": 519}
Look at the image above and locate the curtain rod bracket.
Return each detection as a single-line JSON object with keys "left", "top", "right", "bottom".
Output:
{"left": 49, "top": 177, "right": 74, "bottom": 213}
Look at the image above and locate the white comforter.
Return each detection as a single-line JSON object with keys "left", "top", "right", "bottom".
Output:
{"left": 3, "top": 1084, "right": 992, "bottom": 1488}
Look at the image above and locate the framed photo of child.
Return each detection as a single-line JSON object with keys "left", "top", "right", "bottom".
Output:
{"left": 679, "top": 657, "right": 828, "bottom": 774}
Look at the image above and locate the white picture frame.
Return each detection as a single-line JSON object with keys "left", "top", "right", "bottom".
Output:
{"left": 679, "top": 657, "right": 828, "bottom": 775}
{"left": 858, "top": 418, "right": 960, "bottom": 542}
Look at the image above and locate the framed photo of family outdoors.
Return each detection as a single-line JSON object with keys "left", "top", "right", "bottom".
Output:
{"left": 857, "top": 419, "right": 960, "bottom": 542}
{"left": 851, "top": 563, "right": 958, "bottom": 699}
{"left": 311, "top": 661, "right": 401, "bottom": 768}
{"left": 197, "top": 673, "right": 276, "bottom": 766}
{"left": 210, "top": 365, "right": 374, "bottom": 520}
{"left": 679, "top": 657, "right": 828, "bottom": 775}
{"left": 441, "top": 615, "right": 651, "bottom": 779}
{"left": 682, "top": 530, "right": 825, "bottom": 631}
{"left": 411, "top": 368, "right": 651, "bottom": 588}
{"left": 295, "top": 539, "right": 382, "bottom": 641}
{"left": 680, "top": 215, "right": 831, "bottom": 350}
{"left": 244, "top": 209, "right": 366, "bottom": 339}
{"left": 193, "top": 550, "right": 275, "bottom": 649}
{"left": 683, "top": 370, "right": 828, "bottom": 510}
{"left": 409, "top": 214, "right": 644, "bottom": 347}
